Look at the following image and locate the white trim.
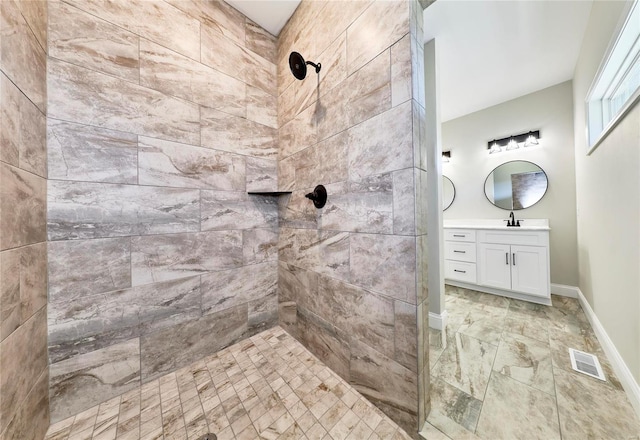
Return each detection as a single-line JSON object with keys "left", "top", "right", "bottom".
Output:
{"left": 575, "top": 287, "right": 640, "bottom": 418}
{"left": 428, "top": 310, "right": 448, "bottom": 330}
{"left": 550, "top": 283, "right": 579, "bottom": 298}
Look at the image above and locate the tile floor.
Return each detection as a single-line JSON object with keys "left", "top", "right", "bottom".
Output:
{"left": 44, "top": 327, "right": 412, "bottom": 440}
{"left": 423, "top": 285, "right": 640, "bottom": 440}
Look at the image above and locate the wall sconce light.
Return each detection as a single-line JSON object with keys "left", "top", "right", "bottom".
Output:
{"left": 486, "top": 130, "right": 540, "bottom": 153}
{"left": 442, "top": 151, "right": 451, "bottom": 162}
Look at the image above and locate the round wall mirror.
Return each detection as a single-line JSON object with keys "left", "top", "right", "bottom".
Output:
{"left": 443, "top": 176, "right": 455, "bottom": 211}
{"left": 484, "top": 160, "right": 548, "bottom": 210}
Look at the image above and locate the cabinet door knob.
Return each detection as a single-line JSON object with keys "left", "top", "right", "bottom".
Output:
{"left": 513, "top": 253, "right": 516, "bottom": 266}
{"left": 505, "top": 252, "right": 509, "bottom": 265}
{"left": 454, "top": 269, "right": 466, "bottom": 274}
{"left": 453, "top": 250, "right": 466, "bottom": 253}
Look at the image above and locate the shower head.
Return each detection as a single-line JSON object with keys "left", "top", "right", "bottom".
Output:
{"left": 289, "top": 51, "right": 321, "bottom": 80}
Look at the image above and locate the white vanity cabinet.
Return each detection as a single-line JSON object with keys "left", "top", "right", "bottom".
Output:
{"left": 444, "top": 221, "right": 551, "bottom": 305}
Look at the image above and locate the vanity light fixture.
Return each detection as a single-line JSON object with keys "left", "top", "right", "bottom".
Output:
{"left": 442, "top": 151, "right": 451, "bottom": 162}
{"left": 486, "top": 130, "right": 540, "bottom": 153}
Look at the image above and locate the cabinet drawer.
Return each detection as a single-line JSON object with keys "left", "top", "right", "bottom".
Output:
{"left": 445, "top": 229, "right": 476, "bottom": 243}
{"left": 478, "top": 230, "right": 548, "bottom": 246}
{"left": 445, "top": 241, "right": 477, "bottom": 263}
{"left": 445, "top": 260, "right": 477, "bottom": 283}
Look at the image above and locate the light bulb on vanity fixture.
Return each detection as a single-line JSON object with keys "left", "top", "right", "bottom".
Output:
{"left": 488, "top": 140, "right": 501, "bottom": 154}
{"left": 442, "top": 151, "right": 451, "bottom": 162}
{"left": 506, "top": 137, "right": 519, "bottom": 150}
{"left": 525, "top": 131, "right": 539, "bottom": 146}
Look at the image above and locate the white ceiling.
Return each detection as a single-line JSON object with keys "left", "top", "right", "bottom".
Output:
{"left": 225, "top": 0, "right": 301, "bottom": 36}
{"left": 424, "top": 0, "right": 594, "bottom": 122}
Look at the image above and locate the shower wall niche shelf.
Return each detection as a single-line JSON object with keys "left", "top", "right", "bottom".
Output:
{"left": 247, "top": 191, "right": 292, "bottom": 196}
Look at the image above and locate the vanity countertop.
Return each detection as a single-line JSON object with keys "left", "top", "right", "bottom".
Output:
{"left": 444, "top": 219, "right": 550, "bottom": 231}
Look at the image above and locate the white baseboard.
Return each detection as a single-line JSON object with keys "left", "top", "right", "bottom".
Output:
{"left": 429, "top": 310, "right": 448, "bottom": 331}
{"left": 550, "top": 283, "right": 579, "bottom": 298}
{"left": 572, "top": 287, "right": 640, "bottom": 418}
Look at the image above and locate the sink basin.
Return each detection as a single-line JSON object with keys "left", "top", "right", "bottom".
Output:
{"left": 443, "top": 218, "right": 550, "bottom": 230}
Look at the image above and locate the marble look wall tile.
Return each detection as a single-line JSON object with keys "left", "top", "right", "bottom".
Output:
{"left": 49, "top": 338, "right": 141, "bottom": 423}
{"left": 48, "top": 181, "right": 199, "bottom": 240}
{"left": 201, "top": 262, "right": 276, "bottom": 316}
{"left": 279, "top": 228, "right": 349, "bottom": 281}
{"left": 278, "top": 301, "right": 297, "bottom": 332}
{"left": 429, "top": 377, "right": 482, "bottom": 434}
{"left": 0, "top": 74, "right": 46, "bottom": 177}
{"left": 414, "top": 168, "right": 428, "bottom": 236}
{"left": 321, "top": 175, "right": 394, "bottom": 234}
{"left": 131, "top": 230, "right": 242, "bottom": 285}
{"left": 311, "top": 0, "right": 372, "bottom": 60}
{"left": 200, "top": 191, "right": 278, "bottom": 231}
{"left": 289, "top": 131, "right": 348, "bottom": 191}
{"left": 243, "top": 228, "right": 278, "bottom": 265}
{"left": 395, "top": 301, "right": 418, "bottom": 373}
{"left": 317, "top": 33, "right": 347, "bottom": 96}
{"left": 277, "top": 261, "right": 318, "bottom": 306}
{"left": 411, "top": 37, "right": 426, "bottom": 109}
{"left": 140, "top": 304, "right": 248, "bottom": 381}
{"left": 138, "top": 136, "right": 245, "bottom": 190}
{"left": 476, "top": 373, "right": 560, "bottom": 440}
{"left": 554, "top": 367, "right": 640, "bottom": 439}
{"left": 165, "top": 0, "right": 245, "bottom": 45}
{"left": 49, "top": 1, "right": 139, "bottom": 83}
{"left": 15, "top": 0, "right": 47, "bottom": 51}
{"left": 0, "top": 0, "right": 46, "bottom": 112}
{"left": 279, "top": 189, "right": 317, "bottom": 229}
{"left": 349, "top": 338, "right": 417, "bottom": 435}
{"left": 393, "top": 168, "right": 416, "bottom": 236}
{"left": 391, "top": 34, "right": 412, "bottom": 107}
{"left": 349, "top": 233, "right": 416, "bottom": 303}
{"left": 48, "top": 287, "right": 141, "bottom": 364}
{"left": 64, "top": 0, "right": 200, "bottom": 60}
{"left": 296, "top": 307, "right": 351, "bottom": 381}
{"left": 346, "top": 0, "right": 409, "bottom": 75}
{"left": 201, "top": 26, "right": 276, "bottom": 96}
{"left": 48, "top": 237, "right": 130, "bottom": 302}
{"left": 431, "top": 333, "right": 497, "bottom": 400}
{"left": 246, "top": 19, "right": 277, "bottom": 63}
{"left": 317, "top": 276, "right": 395, "bottom": 359}
{"left": 279, "top": 103, "right": 318, "bottom": 159}
{"left": 0, "top": 307, "right": 47, "bottom": 431}
{"left": 493, "top": 332, "right": 554, "bottom": 395}
{"left": 246, "top": 157, "right": 277, "bottom": 192}
{"left": 201, "top": 107, "right": 277, "bottom": 158}
{"left": 348, "top": 102, "right": 413, "bottom": 181}
{"left": 139, "top": 39, "right": 245, "bottom": 116}
{"left": 277, "top": 72, "right": 317, "bottom": 129}
{"left": 0, "top": 369, "right": 49, "bottom": 440}
{"left": 317, "top": 50, "right": 391, "bottom": 142}
{"left": 48, "top": 58, "right": 200, "bottom": 145}
{"left": 247, "top": 85, "right": 277, "bottom": 129}
{"left": 0, "top": 163, "right": 46, "bottom": 250}
{"left": 0, "top": 248, "right": 20, "bottom": 340}
{"left": 48, "top": 276, "right": 202, "bottom": 364}
{"left": 413, "top": 101, "right": 427, "bottom": 172}
{"left": 248, "top": 290, "right": 278, "bottom": 333}
{"left": 47, "top": 119, "right": 137, "bottom": 184}
{"left": 0, "top": 243, "right": 46, "bottom": 341}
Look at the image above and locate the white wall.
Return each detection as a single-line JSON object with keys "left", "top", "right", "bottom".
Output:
{"left": 572, "top": 0, "right": 640, "bottom": 382}
{"left": 441, "top": 81, "right": 579, "bottom": 286}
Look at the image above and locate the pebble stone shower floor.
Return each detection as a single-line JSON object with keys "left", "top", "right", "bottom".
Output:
{"left": 44, "top": 327, "right": 413, "bottom": 440}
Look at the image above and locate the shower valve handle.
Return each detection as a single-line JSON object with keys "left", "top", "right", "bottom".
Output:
{"left": 305, "top": 185, "right": 327, "bottom": 209}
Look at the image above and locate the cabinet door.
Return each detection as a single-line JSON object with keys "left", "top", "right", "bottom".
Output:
{"left": 510, "top": 245, "right": 549, "bottom": 297}
{"left": 477, "top": 243, "right": 511, "bottom": 290}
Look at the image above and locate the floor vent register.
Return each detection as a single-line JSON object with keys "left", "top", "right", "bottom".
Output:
{"left": 569, "top": 348, "right": 606, "bottom": 381}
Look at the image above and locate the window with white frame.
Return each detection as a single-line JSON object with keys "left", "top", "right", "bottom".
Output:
{"left": 586, "top": 0, "right": 640, "bottom": 154}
